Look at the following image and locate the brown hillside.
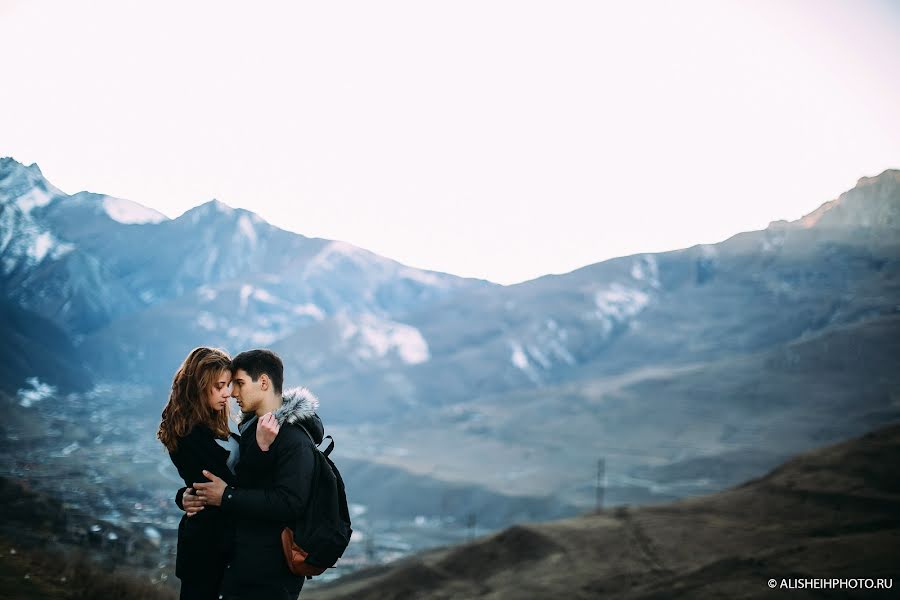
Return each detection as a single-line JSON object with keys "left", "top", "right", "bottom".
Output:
{"left": 306, "top": 424, "right": 900, "bottom": 599}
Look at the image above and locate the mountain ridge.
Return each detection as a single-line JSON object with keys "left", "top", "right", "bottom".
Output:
{"left": 4, "top": 158, "right": 898, "bottom": 287}
{"left": 2, "top": 158, "right": 898, "bottom": 537}
{"left": 0, "top": 157, "right": 491, "bottom": 390}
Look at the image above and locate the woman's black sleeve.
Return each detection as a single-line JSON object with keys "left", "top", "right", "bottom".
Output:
{"left": 171, "top": 428, "right": 236, "bottom": 495}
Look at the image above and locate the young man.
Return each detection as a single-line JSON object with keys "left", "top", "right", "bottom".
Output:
{"left": 191, "top": 349, "right": 324, "bottom": 600}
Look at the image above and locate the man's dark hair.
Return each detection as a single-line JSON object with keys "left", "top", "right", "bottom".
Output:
{"left": 231, "top": 349, "right": 284, "bottom": 395}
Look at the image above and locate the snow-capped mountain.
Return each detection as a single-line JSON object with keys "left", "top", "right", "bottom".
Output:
{"left": 3, "top": 157, "right": 898, "bottom": 408}
{"left": 252, "top": 170, "right": 900, "bottom": 428}
{"left": 0, "top": 157, "right": 492, "bottom": 390}
{"left": 2, "top": 157, "right": 898, "bottom": 514}
{"left": 37, "top": 190, "right": 168, "bottom": 228}
{"left": 0, "top": 159, "right": 66, "bottom": 213}
{"left": 0, "top": 159, "right": 73, "bottom": 276}
{"left": 268, "top": 170, "right": 899, "bottom": 511}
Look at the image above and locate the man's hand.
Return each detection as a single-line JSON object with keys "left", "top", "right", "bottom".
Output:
{"left": 193, "top": 470, "right": 227, "bottom": 507}
{"left": 257, "top": 412, "right": 280, "bottom": 452}
{"left": 182, "top": 487, "right": 205, "bottom": 517}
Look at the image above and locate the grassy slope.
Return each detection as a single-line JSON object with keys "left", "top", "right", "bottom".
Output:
{"left": 305, "top": 423, "right": 900, "bottom": 599}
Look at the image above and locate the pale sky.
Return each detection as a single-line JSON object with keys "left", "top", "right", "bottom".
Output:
{"left": 2, "top": 0, "right": 899, "bottom": 285}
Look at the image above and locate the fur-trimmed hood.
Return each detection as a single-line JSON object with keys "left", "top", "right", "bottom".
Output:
{"left": 239, "top": 386, "right": 325, "bottom": 445}
{"left": 275, "top": 386, "right": 325, "bottom": 444}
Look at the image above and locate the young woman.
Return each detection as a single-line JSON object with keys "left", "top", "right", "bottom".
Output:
{"left": 158, "top": 347, "right": 238, "bottom": 600}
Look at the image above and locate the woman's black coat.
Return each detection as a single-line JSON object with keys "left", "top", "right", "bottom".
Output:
{"left": 169, "top": 424, "right": 238, "bottom": 583}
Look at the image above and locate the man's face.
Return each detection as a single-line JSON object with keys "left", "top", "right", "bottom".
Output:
{"left": 231, "top": 368, "right": 264, "bottom": 413}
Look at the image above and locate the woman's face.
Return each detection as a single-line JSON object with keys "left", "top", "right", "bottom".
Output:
{"left": 206, "top": 369, "right": 233, "bottom": 412}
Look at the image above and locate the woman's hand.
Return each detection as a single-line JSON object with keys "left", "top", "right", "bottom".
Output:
{"left": 256, "top": 412, "right": 280, "bottom": 451}
{"left": 182, "top": 488, "right": 205, "bottom": 517}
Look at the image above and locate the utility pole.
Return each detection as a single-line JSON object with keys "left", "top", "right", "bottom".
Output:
{"left": 365, "top": 532, "right": 375, "bottom": 564}
{"left": 466, "top": 512, "right": 477, "bottom": 541}
{"left": 596, "top": 458, "right": 606, "bottom": 511}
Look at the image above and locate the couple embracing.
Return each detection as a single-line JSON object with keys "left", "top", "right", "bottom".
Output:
{"left": 157, "top": 347, "right": 324, "bottom": 600}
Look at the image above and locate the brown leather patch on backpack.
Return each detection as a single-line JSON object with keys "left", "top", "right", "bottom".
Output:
{"left": 281, "top": 527, "right": 327, "bottom": 577}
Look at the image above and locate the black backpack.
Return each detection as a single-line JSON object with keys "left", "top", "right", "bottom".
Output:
{"left": 280, "top": 427, "right": 352, "bottom": 578}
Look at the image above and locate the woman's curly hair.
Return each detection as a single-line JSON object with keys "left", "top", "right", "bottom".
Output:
{"left": 157, "top": 347, "right": 232, "bottom": 452}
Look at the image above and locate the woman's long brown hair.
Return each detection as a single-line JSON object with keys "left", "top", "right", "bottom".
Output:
{"left": 158, "top": 347, "right": 232, "bottom": 452}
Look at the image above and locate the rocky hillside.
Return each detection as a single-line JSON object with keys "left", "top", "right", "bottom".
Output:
{"left": 305, "top": 422, "right": 900, "bottom": 599}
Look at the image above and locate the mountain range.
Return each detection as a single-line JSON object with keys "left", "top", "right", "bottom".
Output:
{"left": 2, "top": 157, "right": 899, "bottom": 516}
{"left": 0, "top": 157, "right": 490, "bottom": 391}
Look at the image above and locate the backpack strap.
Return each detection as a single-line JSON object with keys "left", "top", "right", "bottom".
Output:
{"left": 296, "top": 424, "right": 335, "bottom": 456}
{"left": 296, "top": 423, "right": 315, "bottom": 445}
{"left": 321, "top": 435, "right": 335, "bottom": 457}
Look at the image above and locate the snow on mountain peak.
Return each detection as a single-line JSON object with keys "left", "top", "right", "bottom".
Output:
{"left": 29, "top": 229, "right": 74, "bottom": 263}
{"left": 305, "top": 240, "right": 392, "bottom": 278}
{"left": 0, "top": 210, "right": 74, "bottom": 274}
{"left": 0, "top": 158, "right": 65, "bottom": 213}
{"left": 589, "top": 283, "right": 651, "bottom": 336}
{"left": 630, "top": 254, "right": 661, "bottom": 289}
{"left": 324, "top": 240, "right": 370, "bottom": 260}
{"left": 31, "top": 232, "right": 54, "bottom": 262}
{"left": 339, "top": 313, "right": 430, "bottom": 365}
{"left": 398, "top": 266, "right": 452, "bottom": 288}
{"left": 207, "top": 199, "right": 234, "bottom": 213}
{"left": 102, "top": 196, "right": 168, "bottom": 224}
{"left": 183, "top": 199, "right": 236, "bottom": 224}
{"left": 237, "top": 214, "right": 257, "bottom": 245}
{"left": 0, "top": 159, "right": 75, "bottom": 271}
{"left": 15, "top": 187, "right": 57, "bottom": 213}
{"left": 240, "top": 284, "right": 254, "bottom": 311}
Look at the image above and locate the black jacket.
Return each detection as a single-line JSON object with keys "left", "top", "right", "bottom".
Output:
{"left": 220, "top": 387, "right": 324, "bottom": 591}
{"left": 169, "top": 424, "right": 238, "bottom": 581}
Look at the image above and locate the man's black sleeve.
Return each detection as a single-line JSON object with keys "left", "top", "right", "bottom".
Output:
{"left": 219, "top": 432, "right": 315, "bottom": 522}
{"left": 170, "top": 427, "right": 236, "bottom": 510}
